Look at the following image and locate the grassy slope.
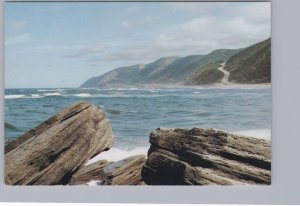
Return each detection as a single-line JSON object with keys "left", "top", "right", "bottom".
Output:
{"left": 81, "top": 38, "right": 272, "bottom": 88}
{"left": 186, "top": 61, "right": 224, "bottom": 85}
{"left": 152, "top": 49, "right": 240, "bottom": 83}
{"left": 80, "top": 49, "right": 240, "bottom": 87}
{"left": 225, "top": 38, "right": 271, "bottom": 83}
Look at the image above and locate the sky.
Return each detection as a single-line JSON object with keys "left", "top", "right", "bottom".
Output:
{"left": 5, "top": 2, "right": 271, "bottom": 88}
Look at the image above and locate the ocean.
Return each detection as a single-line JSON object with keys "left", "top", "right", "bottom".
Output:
{"left": 5, "top": 87, "right": 271, "bottom": 162}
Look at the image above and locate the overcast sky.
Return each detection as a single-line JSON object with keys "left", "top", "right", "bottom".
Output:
{"left": 5, "top": 2, "right": 271, "bottom": 88}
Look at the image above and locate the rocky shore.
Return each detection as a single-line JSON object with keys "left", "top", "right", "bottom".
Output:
{"left": 142, "top": 128, "right": 271, "bottom": 185}
{"left": 5, "top": 102, "right": 271, "bottom": 185}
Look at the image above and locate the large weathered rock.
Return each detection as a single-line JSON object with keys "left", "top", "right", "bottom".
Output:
{"left": 5, "top": 102, "right": 114, "bottom": 185}
{"left": 101, "top": 155, "right": 146, "bottom": 185}
{"left": 141, "top": 128, "right": 271, "bottom": 185}
{"left": 69, "top": 160, "right": 112, "bottom": 185}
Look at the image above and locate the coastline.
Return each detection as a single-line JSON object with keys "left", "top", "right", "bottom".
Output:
{"left": 81, "top": 83, "right": 272, "bottom": 90}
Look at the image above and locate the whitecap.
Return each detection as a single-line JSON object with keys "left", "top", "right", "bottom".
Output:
{"left": 5, "top": 95, "right": 26, "bottom": 99}
{"left": 30, "top": 94, "right": 41, "bottom": 98}
{"left": 43, "top": 92, "right": 61, "bottom": 96}
{"left": 72, "top": 93, "right": 91, "bottom": 97}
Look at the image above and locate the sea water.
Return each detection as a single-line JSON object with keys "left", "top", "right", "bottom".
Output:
{"left": 5, "top": 87, "right": 271, "bottom": 161}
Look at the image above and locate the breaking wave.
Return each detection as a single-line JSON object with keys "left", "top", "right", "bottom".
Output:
{"left": 85, "top": 147, "right": 148, "bottom": 165}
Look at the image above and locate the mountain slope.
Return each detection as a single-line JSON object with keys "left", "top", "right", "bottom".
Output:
{"left": 81, "top": 57, "right": 180, "bottom": 88}
{"left": 224, "top": 38, "right": 271, "bottom": 83}
{"left": 81, "top": 38, "right": 271, "bottom": 88}
{"left": 80, "top": 49, "right": 240, "bottom": 88}
{"left": 186, "top": 61, "right": 224, "bottom": 85}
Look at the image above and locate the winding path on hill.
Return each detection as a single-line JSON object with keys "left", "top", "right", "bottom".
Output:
{"left": 218, "top": 62, "right": 230, "bottom": 83}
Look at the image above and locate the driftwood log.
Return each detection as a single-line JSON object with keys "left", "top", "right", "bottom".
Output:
{"left": 141, "top": 128, "right": 271, "bottom": 185}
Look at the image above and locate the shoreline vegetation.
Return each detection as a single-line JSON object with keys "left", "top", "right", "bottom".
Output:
{"left": 5, "top": 102, "right": 271, "bottom": 186}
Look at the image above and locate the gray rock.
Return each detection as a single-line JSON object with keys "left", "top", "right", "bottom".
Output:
{"left": 5, "top": 102, "right": 114, "bottom": 185}
{"left": 69, "top": 160, "right": 112, "bottom": 185}
{"left": 101, "top": 155, "right": 146, "bottom": 185}
{"left": 141, "top": 128, "right": 271, "bottom": 185}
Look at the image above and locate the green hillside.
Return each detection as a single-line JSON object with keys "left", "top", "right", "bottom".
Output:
{"left": 80, "top": 38, "right": 271, "bottom": 88}
{"left": 186, "top": 61, "right": 224, "bottom": 85}
{"left": 80, "top": 49, "right": 239, "bottom": 87}
{"left": 225, "top": 38, "right": 271, "bottom": 83}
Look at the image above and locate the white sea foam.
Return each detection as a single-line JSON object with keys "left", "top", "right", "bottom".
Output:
{"left": 30, "top": 94, "right": 43, "bottom": 98}
{"left": 85, "top": 147, "right": 148, "bottom": 166}
{"left": 234, "top": 129, "right": 271, "bottom": 140}
{"left": 5, "top": 95, "right": 26, "bottom": 99}
{"left": 43, "top": 92, "right": 61, "bottom": 96}
{"left": 87, "top": 180, "right": 102, "bottom": 186}
{"left": 72, "top": 93, "right": 91, "bottom": 97}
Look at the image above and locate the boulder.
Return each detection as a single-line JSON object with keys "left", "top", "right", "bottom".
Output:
{"left": 69, "top": 160, "right": 112, "bottom": 185}
{"left": 101, "top": 155, "right": 146, "bottom": 185}
{"left": 141, "top": 128, "right": 271, "bottom": 185}
{"left": 5, "top": 102, "right": 114, "bottom": 185}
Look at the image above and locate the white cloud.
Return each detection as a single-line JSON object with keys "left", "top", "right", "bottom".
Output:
{"left": 103, "top": 2, "right": 270, "bottom": 66}
{"left": 5, "top": 33, "right": 30, "bottom": 45}
{"left": 12, "top": 20, "right": 27, "bottom": 30}
{"left": 233, "top": 3, "right": 271, "bottom": 24}
{"left": 8, "top": 3, "right": 269, "bottom": 71}
{"left": 98, "top": 10, "right": 270, "bottom": 66}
